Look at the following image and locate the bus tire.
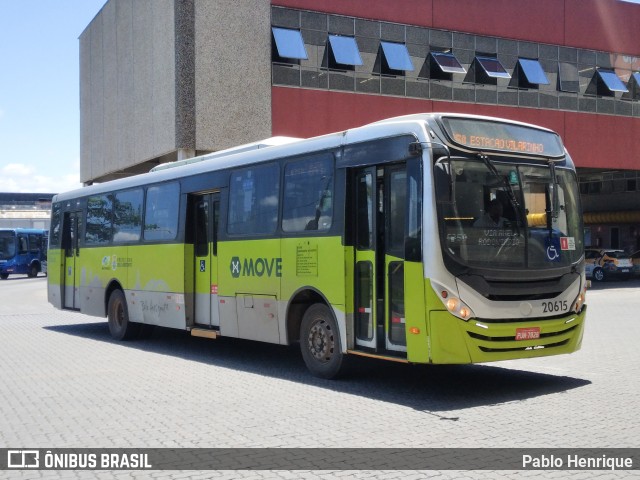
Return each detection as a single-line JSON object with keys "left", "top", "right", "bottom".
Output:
{"left": 0, "top": 273, "right": 8, "bottom": 280}
{"left": 107, "top": 289, "right": 139, "bottom": 341}
{"left": 28, "top": 263, "right": 39, "bottom": 278}
{"left": 300, "top": 303, "right": 345, "bottom": 379}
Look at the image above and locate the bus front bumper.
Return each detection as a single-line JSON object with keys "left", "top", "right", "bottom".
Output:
{"left": 427, "top": 306, "right": 586, "bottom": 364}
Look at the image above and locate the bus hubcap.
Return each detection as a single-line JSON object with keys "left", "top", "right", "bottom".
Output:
{"left": 308, "top": 321, "right": 333, "bottom": 362}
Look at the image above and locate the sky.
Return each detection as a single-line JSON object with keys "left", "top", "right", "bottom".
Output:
{"left": 0, "top": 0, "right": 106, "bottom": 193}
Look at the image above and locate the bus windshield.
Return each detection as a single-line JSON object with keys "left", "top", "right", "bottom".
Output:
{"left": 435, "top": 156, "right": 583, "bottom": 270}
{"left": 0, "top": 231, "right": 16, "bottom": 260}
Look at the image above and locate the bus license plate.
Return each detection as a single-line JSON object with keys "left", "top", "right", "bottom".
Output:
{"left": 515, "top": 327, "right": 540, "bottom": 341}
{"left": 621, "top": 269, "right": 629, "bottom": 273}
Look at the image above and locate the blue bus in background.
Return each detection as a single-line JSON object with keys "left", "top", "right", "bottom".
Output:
{"left": 0, "top": 228, "right": 48, "bottom": 279}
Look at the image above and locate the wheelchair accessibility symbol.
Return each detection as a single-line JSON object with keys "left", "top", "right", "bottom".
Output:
{"left": 545, "top": 238, "right": 561, "bottom": 262}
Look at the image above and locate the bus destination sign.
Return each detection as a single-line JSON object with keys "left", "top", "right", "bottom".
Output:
{"left": 441, "top": 117, "right": 565, "bottom": 157}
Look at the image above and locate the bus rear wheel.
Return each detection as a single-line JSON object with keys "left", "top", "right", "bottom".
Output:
{"left": 27, "top": 264, "right": 39, "bottom": 278}
{"left": 300, "top": 304, "right": 345, "bottom": 379}
{"left": 107, "top": 289, "right": 139, "bottom": 340}
{"left": 0, "top": 273, "right": 8, "bottom": 280}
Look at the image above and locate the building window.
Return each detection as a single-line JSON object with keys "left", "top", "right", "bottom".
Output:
{"left": 272, "top": 27, "right": 308, "bottom": 61}
{"left": 428, "top": 52, "right": 466, "bottom": 80}
{"left": 627, "top": 72, "right": 640, "bottom": 99}
{"left": 476, "top": 56, "right": 511, "bottom": 78}
{"left": 379, "top": 41, "right": 414, "bottom": 75}
{"left": 586, "top": 69, "right": 628, "bottom": 96}
{"left": 558, "top": 62, "right": 580, "bottom": 93}
{"left": 588, "top": 181, "right": 602, "bottom": 194}
{"left": 470, "top": 55, "right": 511, "bottom": 84}
{"left": 513, "top": 58, "right": 549, "bottom": 88}
{"left": 269, "top": 6, "right": 639, "bottom": 116}
{"left": 228, "top": 164, "right": 280, "bottom": 235}
{"left": 327, "top": 34, "right": 363, "bottom": 69}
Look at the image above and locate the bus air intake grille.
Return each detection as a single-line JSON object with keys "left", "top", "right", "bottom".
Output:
{"left": 474, "top": 312, "right": 570, "bottom": 324}
{"left": 486, "top": 292, "right": 562, "bottom": 301}
{"left": 468, "top": 325, "right": 577, "bottom": 343}
{"left": 477, "top": 339, "right": 570, "bottom": 353}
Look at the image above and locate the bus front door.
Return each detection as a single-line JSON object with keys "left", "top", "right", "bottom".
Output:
{"left": 353, "top": 165, "right": 410, "bottom": 355}
{"left": 192, "top": 193, "right": 220, "bottom": 328}
{"left": 62, "top": 211, "right": 81, "bottom": 310}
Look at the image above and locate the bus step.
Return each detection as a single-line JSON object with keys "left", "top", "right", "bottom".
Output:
{"left": 347, "top": 350, "right": 408, "bottom": 364}
{"left": 190, "top": 328, "right": 218, "bottom": 340}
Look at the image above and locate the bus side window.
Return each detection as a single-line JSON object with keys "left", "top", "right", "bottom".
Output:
{"left": 282, "top": 154, "right": 334, "bottom": 233}
{"left": 50, "top": 204, "right": 62, "bottom": 247}
{"left": 18, "top": 236, "right": 28, "bottom": 254}
{"left": 0, "top": 236, "right": 16, "bottom": 258}
{"left": 29, "top": 234, "right": 41, "bottom": 253}
{"left": 228, "top": 164, "right": 280, "bottom": 235}
{"left": 113, "top": 189, "right": 143, "bottom": 242}
{"left": 144, "top": 183, "right": 180, "bottom": 241}
{"left": 86, "top": 194, "right": 114, "bottom": 245}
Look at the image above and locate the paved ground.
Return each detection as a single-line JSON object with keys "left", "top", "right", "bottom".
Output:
{"left": 0, "top": 275, "right": 638, "bottom": 479}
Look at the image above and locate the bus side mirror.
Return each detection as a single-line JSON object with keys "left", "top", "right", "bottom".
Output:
{"left": 409, "top": 142, "right": 423, "bottom": 156}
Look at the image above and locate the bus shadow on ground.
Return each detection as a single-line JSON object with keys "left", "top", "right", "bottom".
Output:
{"left": 45, "top": 321, "right": 590, "bottom": 414}
{"left": 0, "top": 274, "right": 46, "bottom": 281}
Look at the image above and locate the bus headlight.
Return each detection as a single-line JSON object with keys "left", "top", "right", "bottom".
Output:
{"left": 432, "top": 282, "right": 475, "bottom": 321}
{"left": 573, "top": 284, "right": 587, "bottom": 313}
{"left": 447, "top": 298, "right": 474, "bottom": 320}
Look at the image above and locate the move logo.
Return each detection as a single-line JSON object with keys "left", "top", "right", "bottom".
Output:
{"left": 230, "top": 256, "right": 282, "bottom": 278}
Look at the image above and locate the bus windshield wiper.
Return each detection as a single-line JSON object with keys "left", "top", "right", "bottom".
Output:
{"left": 544, "top": 159, "right": 560, "bottom": 238}
{"left": 478, "top": 154, "right": 523, "bottom": 230}
{"left": 548, "top": 159, "right": 559, "bottom": 221}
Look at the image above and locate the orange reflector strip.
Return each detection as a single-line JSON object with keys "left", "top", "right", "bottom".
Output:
{"left": 409, "top": 327, "right": 420, "bottom": 335}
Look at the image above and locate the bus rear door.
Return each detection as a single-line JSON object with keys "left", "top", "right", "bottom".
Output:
{"left": 15, "top": 233, "right": 29, "bottom": 275}
{"left": 62, "top": 212, "right": 81, "bottom": 310}
{"left": 192, "top": 192, "right": 220, "bottom": 328}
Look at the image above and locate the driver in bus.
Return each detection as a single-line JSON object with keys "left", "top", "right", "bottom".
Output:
{"left": 474, "top": 199, "right": 508, "bottom": 228}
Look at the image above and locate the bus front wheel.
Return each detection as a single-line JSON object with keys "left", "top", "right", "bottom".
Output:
{"left": 300, "top": 304, "right": 345, "bottom": 379}
{"left": 107, "top": 289, "right": 139, "bottom": 340}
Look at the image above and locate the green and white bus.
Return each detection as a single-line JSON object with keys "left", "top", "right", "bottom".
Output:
{"left": 48, "top": 113, "right": 586, "bottom": 378}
